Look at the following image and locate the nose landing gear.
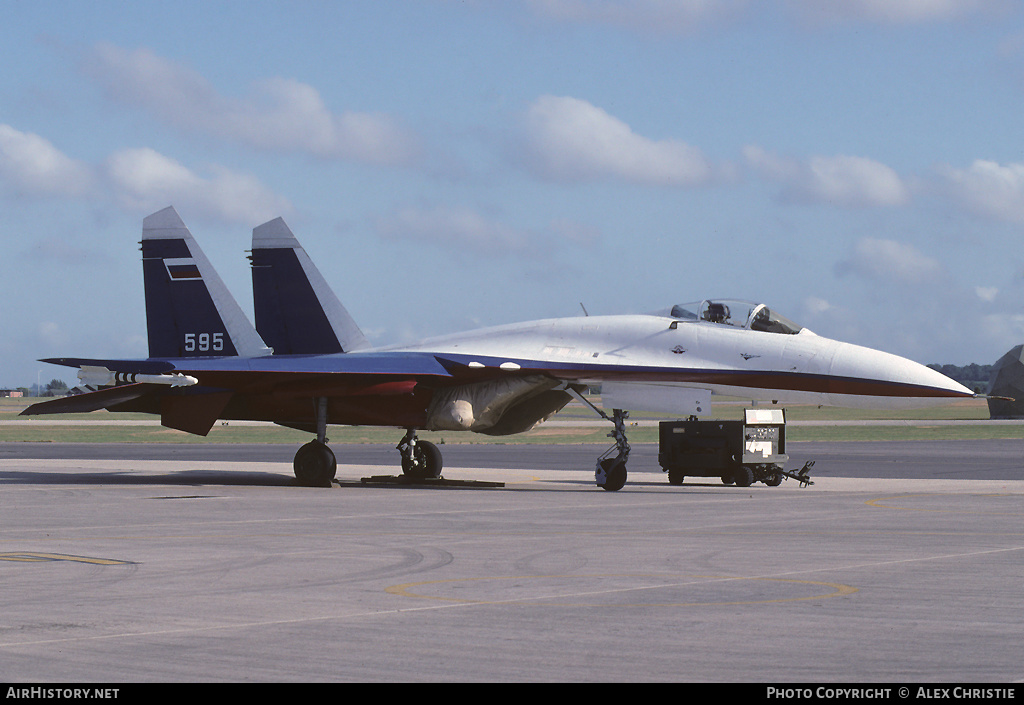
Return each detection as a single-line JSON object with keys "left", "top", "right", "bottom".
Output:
{"left": 594, "top": 408, "right": 631, "bottom": 491}
{"left": 561, "top": 386, "right": 634, "bottom": 491}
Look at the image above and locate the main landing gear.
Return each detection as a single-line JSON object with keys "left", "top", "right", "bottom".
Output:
{"left": 293, "top": 430, "right": 444, "bottom": 487}
{"left": 293, "top": 398, "right": 337, "bottom": 487}
{"left": 294, "top": 439, "right": 337, "bottom": 487}
{"left": 396, "top": 428, "right": 443, "bottom": 480}
{"left": 291, "top": 398, "right": 445, "bottom": 487}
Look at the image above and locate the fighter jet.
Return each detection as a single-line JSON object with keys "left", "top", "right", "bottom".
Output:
{"left": 24, "top": 206, "right": 974, "bottom": 490}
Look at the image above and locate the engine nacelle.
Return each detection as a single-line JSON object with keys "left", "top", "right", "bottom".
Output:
{"left": 425, "top": 375, "right": 571, "bottom": 435}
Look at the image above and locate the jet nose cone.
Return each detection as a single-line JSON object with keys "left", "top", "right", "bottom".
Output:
{"left": 829, "top": 343, "right": 974, "bottom": 408}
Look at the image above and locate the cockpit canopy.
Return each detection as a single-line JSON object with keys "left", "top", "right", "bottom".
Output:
{"left": 665, "top": 300, "right": 804, "bottom": 335}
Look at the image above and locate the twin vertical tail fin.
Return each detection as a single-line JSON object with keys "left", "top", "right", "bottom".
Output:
{"left": 142, "top": 206, "right": 363, "bottom": 359}
{"left": 142, "top": 206, "right": 271, "bottom": 359}
{"left": 250, "top": 217, "right": 369, "bottom": 355}
{"left": 25, "top": 206, "right": 271, "bottom": 431}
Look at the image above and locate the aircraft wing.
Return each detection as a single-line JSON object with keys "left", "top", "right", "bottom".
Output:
{"left": 22, "top": 352, "right": 462, "bottom": 435}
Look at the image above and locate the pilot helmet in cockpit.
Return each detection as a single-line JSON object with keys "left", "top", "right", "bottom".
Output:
{"left": 703, "top": 302, "right": 730, "bottom": 324}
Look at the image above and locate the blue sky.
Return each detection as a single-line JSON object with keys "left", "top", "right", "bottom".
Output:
{"left": 3, "top": 0, "right": 1024, "bottom": 388}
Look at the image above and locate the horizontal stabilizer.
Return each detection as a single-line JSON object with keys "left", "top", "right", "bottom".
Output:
{"left": 20, "top": 384, "right": 152, "bottom": 416}
{"left": 251, "top": 217, "right": 369, "bottom": 355}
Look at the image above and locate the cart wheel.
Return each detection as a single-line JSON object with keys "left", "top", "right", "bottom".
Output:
{"left": 765, "top": 472, "right": 782, "bottom": 487}
{"left": 734, "top": 466, "right": 754, "bottom": 487}
{"left": 721, "top": 474, "right": 735, "bottom": 485}
{"left": 667, "top": 467, "right": 685, "bottom": 485}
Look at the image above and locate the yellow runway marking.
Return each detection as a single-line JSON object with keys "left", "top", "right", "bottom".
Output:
{"left": 866, "top": 493, "right": 1022, "bottom": 514}
{"left": 0, "top": 552, "right": 133, "bottom": 565}
{"left": 386, "top": 573, "right": 857, "bottom": 607}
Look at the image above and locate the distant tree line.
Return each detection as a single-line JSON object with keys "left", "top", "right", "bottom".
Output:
{"left": 927, "top": 363, "right": 993, "bottom": 393}
{"left": 3, "top": 379, "right": 70, "bottom": 397}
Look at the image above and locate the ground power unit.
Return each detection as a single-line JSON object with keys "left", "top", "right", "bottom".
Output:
{"left": 658, "top": 409, "right": 813, "bottom": 487}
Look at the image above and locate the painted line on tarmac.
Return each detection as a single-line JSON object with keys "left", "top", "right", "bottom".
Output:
{"left": 385, "top": 573, "right": 858, "bottom": 607}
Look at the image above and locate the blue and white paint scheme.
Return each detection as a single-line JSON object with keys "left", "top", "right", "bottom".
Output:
{"left": 25, "top": 207, "right": 973, "bottom": 490}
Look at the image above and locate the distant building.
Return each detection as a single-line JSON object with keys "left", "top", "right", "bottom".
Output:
{"left": 0, "top": 389, "right": 24, "bottom": 398}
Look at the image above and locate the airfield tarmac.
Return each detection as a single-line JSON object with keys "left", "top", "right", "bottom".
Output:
{"left": 0, "top": 440, "right": 1022, "bottom": 683}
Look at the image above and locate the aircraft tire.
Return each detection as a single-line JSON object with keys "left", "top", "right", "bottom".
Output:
{"left": 599, "top": 458, "right": 627, "bottom": 492}
{"left": 667, "top": 467, "right": 685, "bottom": 485}
{"left": 293, "top": 440, "right": 337, "bottom": 487}
{"left": 402, "top": 440, "right": 443, "bottom": 479}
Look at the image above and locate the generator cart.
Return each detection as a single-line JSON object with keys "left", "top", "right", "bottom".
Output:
{"left": 658, "top": 408, "right": 813, "bottom": 487}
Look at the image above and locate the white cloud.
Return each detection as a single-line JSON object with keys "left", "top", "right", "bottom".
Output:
{"left": 975, "top": 286, "right": 999, "bottom": 302}
{"left": 521, "top": 95, "right": 715, "bottom": 186}
{"left": 375, "top": 205, "right": 535, "bottom": 256}
{"left": 936, "top": 159, "right": 1024, "bottom": 225}
{"left": 36, "top": 320, "right": 67, "bottom": 350}
{"left": 744, "top": 146, "right": 910, "bottom": 207}
{"left": 548, "top": 217, "right": 602, "bottom": 246}
{"left": 977, "top": 311, "right": 1024, "bottom": 359}
{"left": 374, "top": 204, "right": 599, "bottom": 257}
{"left": 84, "top": 43, "right": 420, "bottom": 166}
{"left": 25, "top": 237, "right": 112, "bottom": 266}
{"left": 0, "top": 123, "right": 292, "bottom": 226}
{"left": 785, "top": 0, "right": 1011, "bottom": 25}
{"left": 835, "top": 237, "right": 945, "bottom": 285}
{"left": 0, "top": 124, "right": 93, "bottom": 197}
{"left": 803, "top": 296, "right": 833, "bottom": 316}
{"left": 104, "top": 148, "right": 291, "bottom": 224}
{"left": 526, "top": 0, "right": 749, "bottom": 33}
{"left": 528, "top": 0, "right": 1009, "bottom": 32}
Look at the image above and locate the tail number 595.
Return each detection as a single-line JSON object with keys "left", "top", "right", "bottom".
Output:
{"left": 184, "top": 332, "right": 224, "bottom": 352}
